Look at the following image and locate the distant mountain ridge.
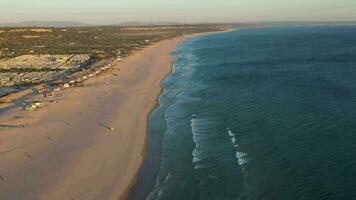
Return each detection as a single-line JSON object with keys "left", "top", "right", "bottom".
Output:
{"left": 0, "top": 21, "right": 91, "bottom": 27}
{"left": 115, "top": 21, "right": 183, "bottom": 26}
{"left": 0, "top": 21, "right": 186, "bottom": 28}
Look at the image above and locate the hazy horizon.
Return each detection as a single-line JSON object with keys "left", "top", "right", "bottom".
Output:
{"left": 1, "top": 0, "right": 356, "bottom": 24}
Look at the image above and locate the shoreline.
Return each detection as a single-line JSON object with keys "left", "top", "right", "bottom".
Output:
{"left": 0, "top": 30, "right": 230, "bottom": 200}
{"left": 118, "top": 30, "right": 232, "bottom": 200}
{"left": 126, "top": 30, "right": 232, "bottom": 200}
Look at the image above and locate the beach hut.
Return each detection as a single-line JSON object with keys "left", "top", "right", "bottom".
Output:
{"left": 63, "top": 83, "right": 70, "bottom": 88}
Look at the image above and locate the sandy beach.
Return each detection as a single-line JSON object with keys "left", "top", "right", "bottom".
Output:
{"left": 0, "top": 34, "right": 202, "bottom": 200}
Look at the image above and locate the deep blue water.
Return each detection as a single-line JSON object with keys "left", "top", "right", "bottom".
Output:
{"left": 130, "top": 25, "right": 356, "bottom": 200}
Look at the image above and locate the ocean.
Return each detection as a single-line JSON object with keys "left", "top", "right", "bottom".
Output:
{"left": 129, "top": 25, "right": 356, "bottom": 200}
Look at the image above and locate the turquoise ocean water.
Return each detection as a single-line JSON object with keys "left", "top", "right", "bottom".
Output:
{"left": 129, "top": 25, "right": 356, "bottom": 200}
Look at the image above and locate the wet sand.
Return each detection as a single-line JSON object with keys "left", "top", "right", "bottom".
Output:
{"left": 0, "top": 35, "right": 192, "bottom": 200}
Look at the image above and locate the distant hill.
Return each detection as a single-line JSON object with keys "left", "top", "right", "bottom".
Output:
{"left": 0, "top": 21, "right": 184, "bottom": 28}
{"left": 0, "top": 21, "right": 241, "bottom": 28}
{"left": 115, "top": 21, "right": 183, "bottom": 26}
{"left": 0, "top": 21, "right": 91, "bottom": 28}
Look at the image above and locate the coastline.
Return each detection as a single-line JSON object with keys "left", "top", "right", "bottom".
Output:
{"left": 126, "top": 30, "right": 234, "bottom": 200}
{"left": 0, "top": 30, "right": 229, "bottom": 200}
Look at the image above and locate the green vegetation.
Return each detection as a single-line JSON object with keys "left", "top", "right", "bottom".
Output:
{"left": 0, "top": 24, "right": 242, "bottom": 59}
{"left": 0, "top": 68, "right": 63, "bottom": 73}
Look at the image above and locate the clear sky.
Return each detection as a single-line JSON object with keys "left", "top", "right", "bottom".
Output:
{"left": 1, "top": 0, "right": 356, "bottom": 24}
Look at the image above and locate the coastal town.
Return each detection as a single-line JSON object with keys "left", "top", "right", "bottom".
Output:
{"left": 0, "top": 54, "right": 91, "bottom": 89}
{"left": 0, "top": 50, "right": 122, "bottom": 111}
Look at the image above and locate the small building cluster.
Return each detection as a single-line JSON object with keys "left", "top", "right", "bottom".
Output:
{"left": 0, "top": 54, "right": 91, "bottom": 97}
{"left": 0, "top": 54, "right": 90, "bottom": 70}
{"left": 0, "top": 48, "right": 127, "bottom": 113}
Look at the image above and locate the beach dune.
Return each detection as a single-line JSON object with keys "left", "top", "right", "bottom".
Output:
{"left": 0, "top": 36, "right": 186, "bottom": 200}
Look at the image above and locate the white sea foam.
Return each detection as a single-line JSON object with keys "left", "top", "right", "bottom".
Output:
{"left": 171, "top": 64, "right": 176, "bottom": 74}
{"left": 227, "top": 129, "right": 237, "bottom": 144}
{"left": 191, "top": 115, "right": 200, "bottom": 167}
{"left": 236, "top": 151, "right": 249, "bottom": 166}
{"left": 227, "top": 128, "right": 249, "bottom": 171}
{"left": 191, "top": 114, "right": 210, "bottom": 169}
